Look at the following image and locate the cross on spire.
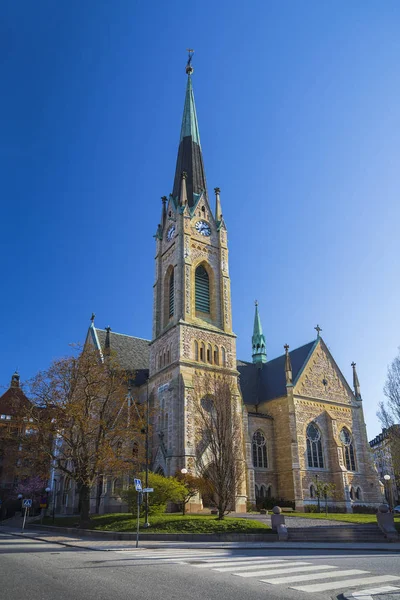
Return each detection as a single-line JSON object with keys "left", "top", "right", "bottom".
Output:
{"left": 314, "top": 324, "right": 322, "bottom": 337}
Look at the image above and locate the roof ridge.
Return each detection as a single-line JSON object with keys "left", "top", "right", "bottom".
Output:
{"left": 267, "top": 339, "right": 315, "bottom": 363}
{"left": 96, "top": 328, "right": 150, "bottom": 342}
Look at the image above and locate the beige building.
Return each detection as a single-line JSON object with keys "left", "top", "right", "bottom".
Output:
{"left": 58, "top": 57, "right": 383, "bottom": 515}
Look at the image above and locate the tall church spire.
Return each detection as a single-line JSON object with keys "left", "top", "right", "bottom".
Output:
{"left": 172, "top": 51, "right": 207, "bottom": 208}
{"left": 351, "top": 362, "right": 362, "bottom": 400}
{"left": 252, "top": 301, "right": 267, "bottom": 366}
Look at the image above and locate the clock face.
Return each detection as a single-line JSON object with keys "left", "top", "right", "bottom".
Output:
{"left": 166, "top": 225, "right": 175, "bottom": 241}
{"left": 195, "top": 220, "right": 211, "bottom": 236}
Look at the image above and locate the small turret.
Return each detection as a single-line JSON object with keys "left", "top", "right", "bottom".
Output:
{"left": 161, "top": 196, "right": 167, "bottom": 226}
{"left": 214, "top": 187, "right": 222, "bottom": 222}
{"left": 179, "top": 172, "right": 188, "bottom": 206}
{"left": 252, "top": 301, "right": 267, "bottom": 366}
{"left": 105, "top": 326, "right": 112, "bottom": 354}
{"left": 284, "top": 344, "right": 293, "bottom": 386}
{"left": 11, "top": 371, "right": 20, "bottom": 388}
{"left": 351, "top": 362, "right": 362, "bottom": 400}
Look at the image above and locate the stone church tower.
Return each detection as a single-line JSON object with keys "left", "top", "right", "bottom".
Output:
{"left": 148, "top": 55, "right": 247, "bottom": 511}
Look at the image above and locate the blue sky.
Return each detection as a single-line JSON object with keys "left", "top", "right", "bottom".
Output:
{"left": 1, "top": 1, "right": 399, "bottom": 438}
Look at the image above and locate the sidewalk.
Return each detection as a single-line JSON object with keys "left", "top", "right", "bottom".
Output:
{"left": 1, "top": 524, "right": 400, "bottom": 552}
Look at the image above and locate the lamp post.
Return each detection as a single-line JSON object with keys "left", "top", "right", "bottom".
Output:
{"left": 181, "top": 468, "right": 188, "bottom": 515}
{"left": 315, "top": 474, "right": 321, "bottom": 512}
{"left": 143, "top": 379, "right": 150, "bottom": 528}
{"left": 52, "top": 479, "right": 58, "bottom": 524}
{"left": 384, "top": 474, "right": 393, "bottom": 511}
{"left": 17, "top": 494, "right": 23, "bottom": 516}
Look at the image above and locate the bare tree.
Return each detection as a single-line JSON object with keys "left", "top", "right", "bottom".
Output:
{"left": 24, "top": 345, "right": 146, "bottom": 527}
{"left": 192, "top": 373, "right": 245, "bottom": 520}
{"left": 378, "top": 348, "right": 400, "bottom": 487}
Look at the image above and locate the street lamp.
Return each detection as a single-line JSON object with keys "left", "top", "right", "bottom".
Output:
{"left": 181, "top": 468, "right": 188, "bottom": 475}
{"left": 52, "top": 480, "right": 58, "bottom": 524}
{"left": 384, "top": 474, "right": 393, "bottom": 510}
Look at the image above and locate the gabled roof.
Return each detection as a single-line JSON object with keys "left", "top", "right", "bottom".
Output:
{"left": 238, "top": 340, "right": 316, "bottom": 406}
{"left": 94, "top": 328, "right": 150, "bottom": 372}
{"left": 0, "top": 382, "right": 31, "bottom": 416}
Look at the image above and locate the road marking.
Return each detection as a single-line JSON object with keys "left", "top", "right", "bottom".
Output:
{"left": 349, "top": 585, "right": 400, "bottom": 599}
{"left": 214, "top": 561, "right": 295, "bottom": 572}
{"left": 236, "top": 564, "right": 337, "bottom": 578}
{"left": 193, "top": 558, "right": 293, "bottom": 569}
{"left": 261, "top": 569, "right": 367, "bottom": 585}
{"left": 291, "top": 575, "right": 400, "bottom": 593}
{"left": 199, "top": 555, "right": 281, "bottom": 563}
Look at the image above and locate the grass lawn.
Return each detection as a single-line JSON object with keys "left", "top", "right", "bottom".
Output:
{"left": 287, "top": 511, "right": 400, "bottom": 531}
{"left": 41, "top": 513, "right": 272, "bottom": 534}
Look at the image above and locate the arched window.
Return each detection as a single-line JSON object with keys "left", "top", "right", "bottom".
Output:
{"left": 214, "top": 347, "right": 219, "bottom": 365}
{"left": 355, "top": 487, "right": 362, "bottom": 501}
{"left": 340, "top": 427, "right": 356, "bottom": 471}
{"left": 195, "top": 265, "right": 210, "bottom": 313}
{"left": 169, "top": 269, "right": 174, "bottom": 318}
{"left": 267, "top": 485, "right": 272, "bottom": 500}
{"left": 306, "top": 423, "right": 324, "bottom": 469}
{"left": 194, "top": 341, "right": 199, "bottom": 361}
{"left": 255, "top": 484, "right": 259, "bottom": 500}
{"left": 200, "top": 342, "right": 205, "bottom": 362}
{"left": 260, "top": 485, "right": 266, "bottom": 499}
{"left": 221, "top": 347, "right": 226, "bottom": 367}
{"left": 167, "top": 347, "right": 170, "bottom": 364}
{"left": 252, "top": 430, "right": 268, "bottom": 468}
{"left": 310, "top": 484, "right": 315, "bottom": 498}
{"left": 350, "top": 486, "right": 355, "bottom": 500}
{"left": 207, "top": 344, "right": 212, "bottom": 363}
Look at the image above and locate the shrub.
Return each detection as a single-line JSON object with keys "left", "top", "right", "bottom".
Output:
{"left": 121, "top": 472, "right": 187, "bottom": 515}
{"left": 352, "top": 504, "right": 378, "bottom": 514}
{"left": 305, "top": 505, "right": 319, "bottom": 513}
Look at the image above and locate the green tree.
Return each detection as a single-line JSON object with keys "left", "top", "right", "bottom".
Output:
{"left": 175, "top": 471, "right": 204, "bottom": 515}
{"left": 313, "top": 478, "right": 336, "bottom": 514}
{"left": 121, "top": 472, "right": 187, "bottom": 515}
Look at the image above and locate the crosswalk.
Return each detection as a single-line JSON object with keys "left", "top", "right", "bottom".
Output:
{"left": 112, "top": 549, "right": 400, "bottom": 597}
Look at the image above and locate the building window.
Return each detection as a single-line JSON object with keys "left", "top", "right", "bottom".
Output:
{"left": 200, "top": 342, "right": 205, "bottom": 362}
{"left": 355, "top": 487, "right": 362, "bottom": 501}
{"left": 221, "top": 347, "right": 226, "bottom": 367}
{"left": 169, "top": 270, "right": 174, "bottom": 318}
{"left": 194, "top": 341, "right": 199, "bottom": 361}
{"left": 340, "top": 427, "right": 356, "bottom": 471}
{"left": 306, "top": 423, "right": 324, "bottom": 469}
{"left": 214, "top": 347, "right": 219, "bottom": 365}
{"left": 195, "top": 265, "right": 210, "bottom": 313}
{"left": 310, "top": 484, "right": 315, "bottom": 498}
{"left": 207, "top": 344, "right": 212, "bottom": 363}
{"left": 252, "top": 430, "right": 268, "bottom": 468}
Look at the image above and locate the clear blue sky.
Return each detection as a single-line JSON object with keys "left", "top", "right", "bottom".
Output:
{"left": 1, "top": 1, "right": 399, "bottom": 438}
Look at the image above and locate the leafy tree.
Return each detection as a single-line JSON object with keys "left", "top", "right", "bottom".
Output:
{"left": 192, "top": 373, "right": 245, "bottom": 520}
{"left": 24, "top": 345, "right": 146, "bottom": 527}
{"left": 175, "top": 471, "right": 204, "bottom": 515}
{"left": 121, "top": 472, "right": 187, "bottom": 515}
{"left": 313, "top": 478, "right": 336, "bottom": 515}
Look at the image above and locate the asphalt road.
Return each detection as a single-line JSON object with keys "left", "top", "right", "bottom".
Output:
{"left": 1, "top": 533, "right": 400, "bottom": 600}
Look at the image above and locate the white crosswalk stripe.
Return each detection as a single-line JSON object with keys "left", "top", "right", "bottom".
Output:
{"left": 291, "top": 575, "right": 400, "bottom": 593}
{"left": 235, "top": 564, "right": 338, "bottom": 578}
{"left": 261, "top": 568, "right": 368, "bottom": 585}
{"left": 214, "top": 560, "right": 297, "bottom": 572}
{"left": 193, "top": 558, "right": 291, "bottom": 569}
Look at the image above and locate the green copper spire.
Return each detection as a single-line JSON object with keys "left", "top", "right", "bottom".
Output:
{"left": 179, "top": 74, "right": 201, "bottom": 146}
{"left": 252, "top": 301, "right": 267, "bottom": 366}
{"left": 172, "top": 51, "right": 207, "bottom": 208}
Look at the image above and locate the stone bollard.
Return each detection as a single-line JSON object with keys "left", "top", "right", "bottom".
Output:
{"left": 277, "top": 523, "right": 288, "bottom": 541}
{"left": 376, "top": 504, "right": 399, "bottom": 542}
{"left": 271, "top": 506, "right": 286, "bottom": 532}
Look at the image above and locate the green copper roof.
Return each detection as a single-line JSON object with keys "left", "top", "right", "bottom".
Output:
{"left": 252, "top": 303, "right": 267, "bottom": 365}
{"left": 179, "top": 75, "right": 201, "bottom": 146}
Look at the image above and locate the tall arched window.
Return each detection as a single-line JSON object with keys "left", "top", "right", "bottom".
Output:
{"left": 221, "top": 347, "right": 226, "bottom": 367}
{"left": 200, "top": 342, "right": 205, "bottom": 362}
{"left": 356, "top": 487, "right": 362, "bottom": 501}
{"left": 169, "top": 269, "right": 174, "bottom": 318}
{"left": 207, "top": 344, "right": 212, "bottom": 363}
{"left": 214, "top": 347, "right": 219, "bottom": 365}
{"left": 310, "top": 484, "right": 315, "bottom": 498}
{"left": 194, "top": 340, "right": 199, "bottom": 361}
{"left": 340, "top": 427, "right": 356, "bottom": 471}
{"left": 306, "top": 423, "right": 324, "bottom": 468}
{"left": 252, "top": 430, "right": 268, "bottom": 468}
{"left": 195, "top": 265, "right": 210, "bottom": 313}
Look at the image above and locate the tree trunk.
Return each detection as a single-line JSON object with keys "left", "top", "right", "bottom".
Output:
{"left": 79, "top": 484, "right": 91, "bottom": 528}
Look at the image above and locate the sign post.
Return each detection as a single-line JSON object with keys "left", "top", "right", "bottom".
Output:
{"left": 21, "top": 499, "right": 32, "bottom": 533}
{"left": 134, "top": 479, "right": 142, "bottom": 548}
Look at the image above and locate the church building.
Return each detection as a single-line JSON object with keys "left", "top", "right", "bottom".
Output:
{"left": 78, "top": 56, "right": 383, "bottom": 514}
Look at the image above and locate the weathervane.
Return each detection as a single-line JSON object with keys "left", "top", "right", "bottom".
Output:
{"left": 186, "top": 48, "right": 194, "bottom": 74}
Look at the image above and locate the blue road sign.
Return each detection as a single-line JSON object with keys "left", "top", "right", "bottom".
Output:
{"left": 22, "top": 499, "right": 32, "bottom": 508}
{"left": 134, "top": 478, "right": 142, "bottom": 491}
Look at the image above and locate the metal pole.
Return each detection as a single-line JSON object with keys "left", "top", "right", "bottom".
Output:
{"left": 52, "top": 480, "right": 57, "bottom": 524}
{"left": 144, "top": 379, "right": 150, "bottom": 528}
{"left": 21, "top": 507, "right": 27, "bottom": 534}
{"left": 136, "top": 492, "right": 141, "bottom": 548}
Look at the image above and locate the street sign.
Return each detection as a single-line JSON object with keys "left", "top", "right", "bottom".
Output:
{"left": 22, "top": 499, "right": 32, "bottom": 508}
{"left": 143, "top": 488, "right": 153, "bottom": 493}
{"left": 134, "top": 478, "right": 142, "bottom": 491}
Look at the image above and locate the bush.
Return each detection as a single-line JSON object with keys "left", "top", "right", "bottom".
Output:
{"left": 305, "top": 505, "right": 319, "bottom": 513}
{"left": 256, "top": 497, "right": 295, "bottom": 511}
{"left": 352, "top": 504, "right": 378, "bottom": 514}
{"left": 246, "top": 501, "right": 257, "bottom": 513}
{"left": 120, "top": 472, "right": 187, "bottom": 515}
